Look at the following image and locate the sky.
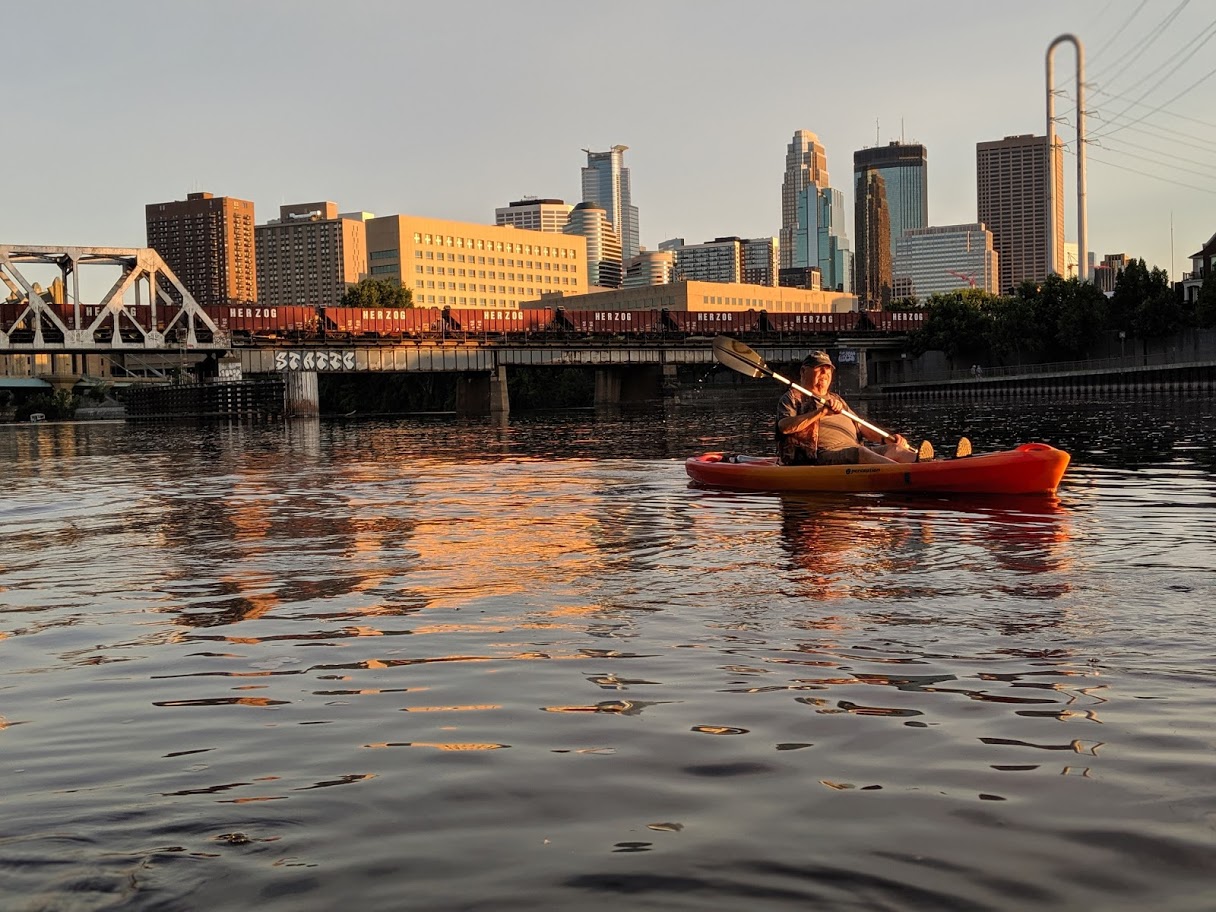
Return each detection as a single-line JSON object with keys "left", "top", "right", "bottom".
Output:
{"left": 4, "top": 0, "right": 1214, "bottom": 295}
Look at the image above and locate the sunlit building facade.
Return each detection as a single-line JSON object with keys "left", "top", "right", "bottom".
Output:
{"left": 145, "top": 191, "right": 257, "bottom": 306}
{"left": 256, "top": 202, "right": 367, "bottom": 307}
{"left": 563, "top": 202, "right": 622, "bottom": 289}
{"left": 365, "top": 214, "right": 587, "bottom": 308}
{"left": 780, "top": 130, "right": 829, "bottom": 271}
{"left": 977, "top": 134, "right": 1064, "bottom": 293}
{"left": 624, "top": 249, "right": 676, "bottom": 287}
{"left": 546, "top": 279, "right": 857, "bottom": 314}
{"left": 494, "top": 198, "right": 573, "bottom": 233}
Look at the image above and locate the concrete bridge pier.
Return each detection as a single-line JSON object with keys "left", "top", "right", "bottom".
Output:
{"left": 456, "top": 365, "right": 509, "bottom": 417}
{"left": 284, "top": 370, "right": 319, "bottom": 417}
{"left": 595, "top": 365, "right": 662, "bottom": 404}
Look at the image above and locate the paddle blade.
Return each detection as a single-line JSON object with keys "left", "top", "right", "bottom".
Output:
{"left": 712, "top": 336, "right": 768, "bottom": 379}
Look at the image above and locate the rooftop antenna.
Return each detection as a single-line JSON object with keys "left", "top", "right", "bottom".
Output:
{"left": 875, "top": 119, "right": 880, "bottom": 145}
{"left": 901, "top": 117, "right": 905, "bottom": 142}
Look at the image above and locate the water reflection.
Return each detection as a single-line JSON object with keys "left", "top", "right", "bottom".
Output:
{"left": 775, "top": 491, "right": 1075, "bottom": 604}
{"left": 2, "top": 398, "right": 1215, "bottom": 912}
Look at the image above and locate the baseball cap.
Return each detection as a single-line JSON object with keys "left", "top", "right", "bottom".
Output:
{"left": 801, "top": 350, "right": 834, "bottom": 369}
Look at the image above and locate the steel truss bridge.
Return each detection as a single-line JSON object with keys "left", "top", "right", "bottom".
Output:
{"left": 0, "top": 245, "right": 227, "bottom": 352}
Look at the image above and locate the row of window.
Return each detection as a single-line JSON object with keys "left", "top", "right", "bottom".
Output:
{"left": 416, "top": 265, "right": 576, "bottom": 279}
{"left": 412, "top": 279, "right": 567, "bottom": 292}
{"left": 414, "top": 250, "right": 577, "bottom": 271}
{"left": 412, "top": 231, "right": 577, "bottom": 259}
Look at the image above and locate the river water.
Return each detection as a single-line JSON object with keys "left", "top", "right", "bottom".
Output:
{"left": 1, "top": 391, "right": 1214, "bottom": 911}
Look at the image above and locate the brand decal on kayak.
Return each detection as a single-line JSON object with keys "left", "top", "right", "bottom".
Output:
{"left": 843, "top": 467, "right": 880, "bottom": 474}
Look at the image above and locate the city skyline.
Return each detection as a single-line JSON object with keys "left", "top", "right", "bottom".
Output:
{"left": 3, "top": 1, "right": 1213, "bottom": 297}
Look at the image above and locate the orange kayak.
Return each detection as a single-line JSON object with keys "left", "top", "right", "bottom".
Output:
{"left": 685, "top": 443, "right": 1070, "bottom": 495}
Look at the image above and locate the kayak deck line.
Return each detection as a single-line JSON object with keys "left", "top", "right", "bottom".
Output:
{"left": 685, "top": 443, "right": 1071, "bottom": 496}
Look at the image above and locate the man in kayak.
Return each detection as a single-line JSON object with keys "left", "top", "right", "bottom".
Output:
{"left": 776, "top": 350, "right": 921, "bottom": 465}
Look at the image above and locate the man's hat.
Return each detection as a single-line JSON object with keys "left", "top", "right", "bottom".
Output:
{"left": 801, "top": 350, "right": 834, "bottom": 369}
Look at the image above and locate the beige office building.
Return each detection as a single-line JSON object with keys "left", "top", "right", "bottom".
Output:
{"left": 547, "top": 280, "right": 857, "bottom": 314}
{"left": 366, "top": 215, "right": 588, "bottom": 309}
{"left": 256, "top": 202, "right": 367, "bottom": 307}
{"left": 976, "top": 134, "right": 1064, "bottom": 293}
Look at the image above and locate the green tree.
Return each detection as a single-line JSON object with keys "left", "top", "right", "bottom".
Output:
{"left": 1052, "top": 277, "right": 1109, "bottom": 357}
{"left": 911, "top": 289, "right": 993, "bottom": 367}
{"left": 1110, "top": 259, "right": 1177, "bottom": 338}
{"left": 339, "top": 278, "right": 413, "bottom": 309}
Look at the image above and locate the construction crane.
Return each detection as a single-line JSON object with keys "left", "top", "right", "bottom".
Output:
{"left": 946, "top": 270, "right": 977, "bottom": 288}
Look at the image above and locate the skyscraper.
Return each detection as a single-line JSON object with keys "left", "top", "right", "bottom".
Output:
{"left": 780, "top": 130, "right": 828, "bottom": 271}
{"left": 780, "top": 131, "right": 851, "bottom": 292}
{"left": 581, "top": 145, "right": 640, "bottom": 260}
{"left": 145, "top": 191, "right": 257, "bottom": 306}
{"left": 563, "top": 202, "right": 623, "bottom": 288}
{"left": 855, "top": 171, "right": 893, "bottom": 307}
{"left": 976, "top": 134, "right": 1064, "bottom": 293}
{"left": 854, "top": 141, "right": 927, "bottom": 306}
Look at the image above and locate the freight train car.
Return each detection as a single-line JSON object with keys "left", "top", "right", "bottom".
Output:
{"left": 442, "top": 307, "right": 555, "bottom": 338}
{"left": 761, "top": 311, "right": 860, "bottom": 334}
{"left": 662, "top": 309, "right": 762, "bottom": 338}
{"left": 862, "top": 310, "right": 927, "bottom": 332}
{"left": 320, "top": 306, "right": 443, "bottom": 340}
{"left": 562, "top": 308, "right": 663, "bottom": 337}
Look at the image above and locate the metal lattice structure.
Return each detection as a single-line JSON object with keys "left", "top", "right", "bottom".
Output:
{"left": 0, "top": 245, "right": 229, "bottom": 351}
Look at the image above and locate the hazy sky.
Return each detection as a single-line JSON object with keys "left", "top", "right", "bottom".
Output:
{"left": 4, "top": 0, "right": 1214, "bottom": 287}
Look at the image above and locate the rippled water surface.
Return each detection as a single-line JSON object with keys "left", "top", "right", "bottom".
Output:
{"left": 2, "top": 394, "right": 1214, "bottom": 911}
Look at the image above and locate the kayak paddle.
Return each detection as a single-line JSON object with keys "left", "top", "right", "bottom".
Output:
{"left": 711, "top": 335, "right": 898, "bottom": 443}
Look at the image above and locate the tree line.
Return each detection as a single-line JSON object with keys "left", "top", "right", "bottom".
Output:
{"left": 899, "top": 260, "right": 1216, "bottom": 367}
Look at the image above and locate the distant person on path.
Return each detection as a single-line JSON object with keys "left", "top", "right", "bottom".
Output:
{"left": 775, "top": 350, "right": 920, "bottom": 465}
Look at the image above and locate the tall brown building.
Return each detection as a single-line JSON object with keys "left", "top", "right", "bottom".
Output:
{"left": 976, "top": 134, "right": 1064, "bottom": 293}
{"left": 255, "top": 202, "right": 368, "bottom": 307}
{"left": 145, "top": 191, "right": 257, "bottom": 306}
{"left": 855, "top": 171, "right": 892, "bottom": 308}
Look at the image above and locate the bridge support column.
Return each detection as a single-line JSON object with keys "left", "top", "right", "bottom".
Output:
{"left": 662, "top": 362, "right": 679, "bottom": 393}
{"left": 489, "top": 364, "right": 509, "bottom": 417}
{"left": 594, "top": 368, "right": 621, "bottom": 404}
{"left": 456, "top": 366, "right": 509, "bottom": 416}
{"left": 284, "top": 370, "right": 319, "bottom": 417}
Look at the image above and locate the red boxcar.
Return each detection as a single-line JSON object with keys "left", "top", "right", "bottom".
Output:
{"left": 563, "top": 309, "right": 661, "bottom": 336}
{"left": 762, "top": 311, "right": 860, "bottom": 334}
{"left": 664, "top": 310, "right": 758, "bottom": 337}
{"left": 441, "top": 307, "right": 551, "bottom": 337}
{"left": 868, "top": 310, "right": 927, "bottom": 332}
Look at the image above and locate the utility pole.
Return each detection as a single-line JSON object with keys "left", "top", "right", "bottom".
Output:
{"left": 1047, "top": 34, "right": 1088, "bottom": 281}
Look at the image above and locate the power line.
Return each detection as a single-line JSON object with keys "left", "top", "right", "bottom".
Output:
{"left": 1088, "top": 0, "right": 1150, "bottom": 65}
{"left": 1061, "top": 90, "right": 1216, "bottom": 156}
{"left": 1098, "top": 135, "right": 1216, "bottom": 175}
{"left": 1088, "top": 18, "right": 1216, "bottom": 138}
{"left": 1089, "top": 140, "right": 1216, "bottom": 181}
{"left": 1093, "top": 59, "right": 1216, "bottom": 140}
{"left": 1066, "top": 146, "right": 1216, "bottom": 195}
{"left": 1089, "top": 83, "right": 1216, "bottom": 132}
{"left": 1088, "top": 0, "right": 1191, "bottom": 87}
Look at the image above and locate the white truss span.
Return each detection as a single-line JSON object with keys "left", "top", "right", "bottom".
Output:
{"left": 0, "top": 245, "right": 229, "bottom": 351}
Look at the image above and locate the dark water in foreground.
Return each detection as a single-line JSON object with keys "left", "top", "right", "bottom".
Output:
{"left": 1, "top": 393, "right": 1214, "bottom": 911}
